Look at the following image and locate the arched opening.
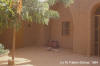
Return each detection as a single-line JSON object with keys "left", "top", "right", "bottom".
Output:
{"left": 93, "top": 6, "right": 100, "bottom": 57}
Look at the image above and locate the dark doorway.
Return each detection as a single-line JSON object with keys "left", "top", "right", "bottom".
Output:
{"left": 94, "top": 7, "right": 100, "bottom": 56}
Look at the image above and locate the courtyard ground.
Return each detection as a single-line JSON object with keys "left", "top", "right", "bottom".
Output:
{"left": 0, "top": 46, "right": 100, "bottom": 66}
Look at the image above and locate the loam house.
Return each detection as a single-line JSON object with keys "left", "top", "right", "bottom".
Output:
{"left": 0, "top": 0, "right": 100, "bottom": 57}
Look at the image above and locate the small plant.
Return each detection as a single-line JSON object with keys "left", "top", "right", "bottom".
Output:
{"left": 0, "top": 43, "right": 9, "bottom": 56}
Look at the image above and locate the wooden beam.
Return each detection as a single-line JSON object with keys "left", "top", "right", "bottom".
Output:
{"left": 95, "top": 15, "right": 100, "bottom": 16}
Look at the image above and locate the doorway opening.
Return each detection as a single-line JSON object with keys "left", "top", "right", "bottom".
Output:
{"left": 94, "top": 6, "right": 100, "bottom": 57}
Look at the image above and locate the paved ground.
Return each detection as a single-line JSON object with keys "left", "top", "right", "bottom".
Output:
{"left": 0, "top": 46, "right": 100, "bottom": 66}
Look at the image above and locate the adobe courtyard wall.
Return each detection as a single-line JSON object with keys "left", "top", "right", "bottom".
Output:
{"left": 49, "top": 0, "right": 100, "bottom": 56}
{"left": 70, "top": 0, "right": 100, "bottom": 56}
{"left": 49, "top": 3, "right": 73, "bottom": 49}
{"left": 0, "top": 23, "right": 43, "bottom": 49}
{"left": 0, "top": 29, "right": 13, "bottom": 49}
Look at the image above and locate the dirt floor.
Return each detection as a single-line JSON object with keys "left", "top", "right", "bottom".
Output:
{"left": 0, "top": 46, "right": 100, "bottom": 66}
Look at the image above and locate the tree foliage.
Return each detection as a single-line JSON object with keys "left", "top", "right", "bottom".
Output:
{"left": 0, "top": 0, "right": 74, "bottom": 32}
{"left": 0, "top": 43, "right": 9, "bottom": 55}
